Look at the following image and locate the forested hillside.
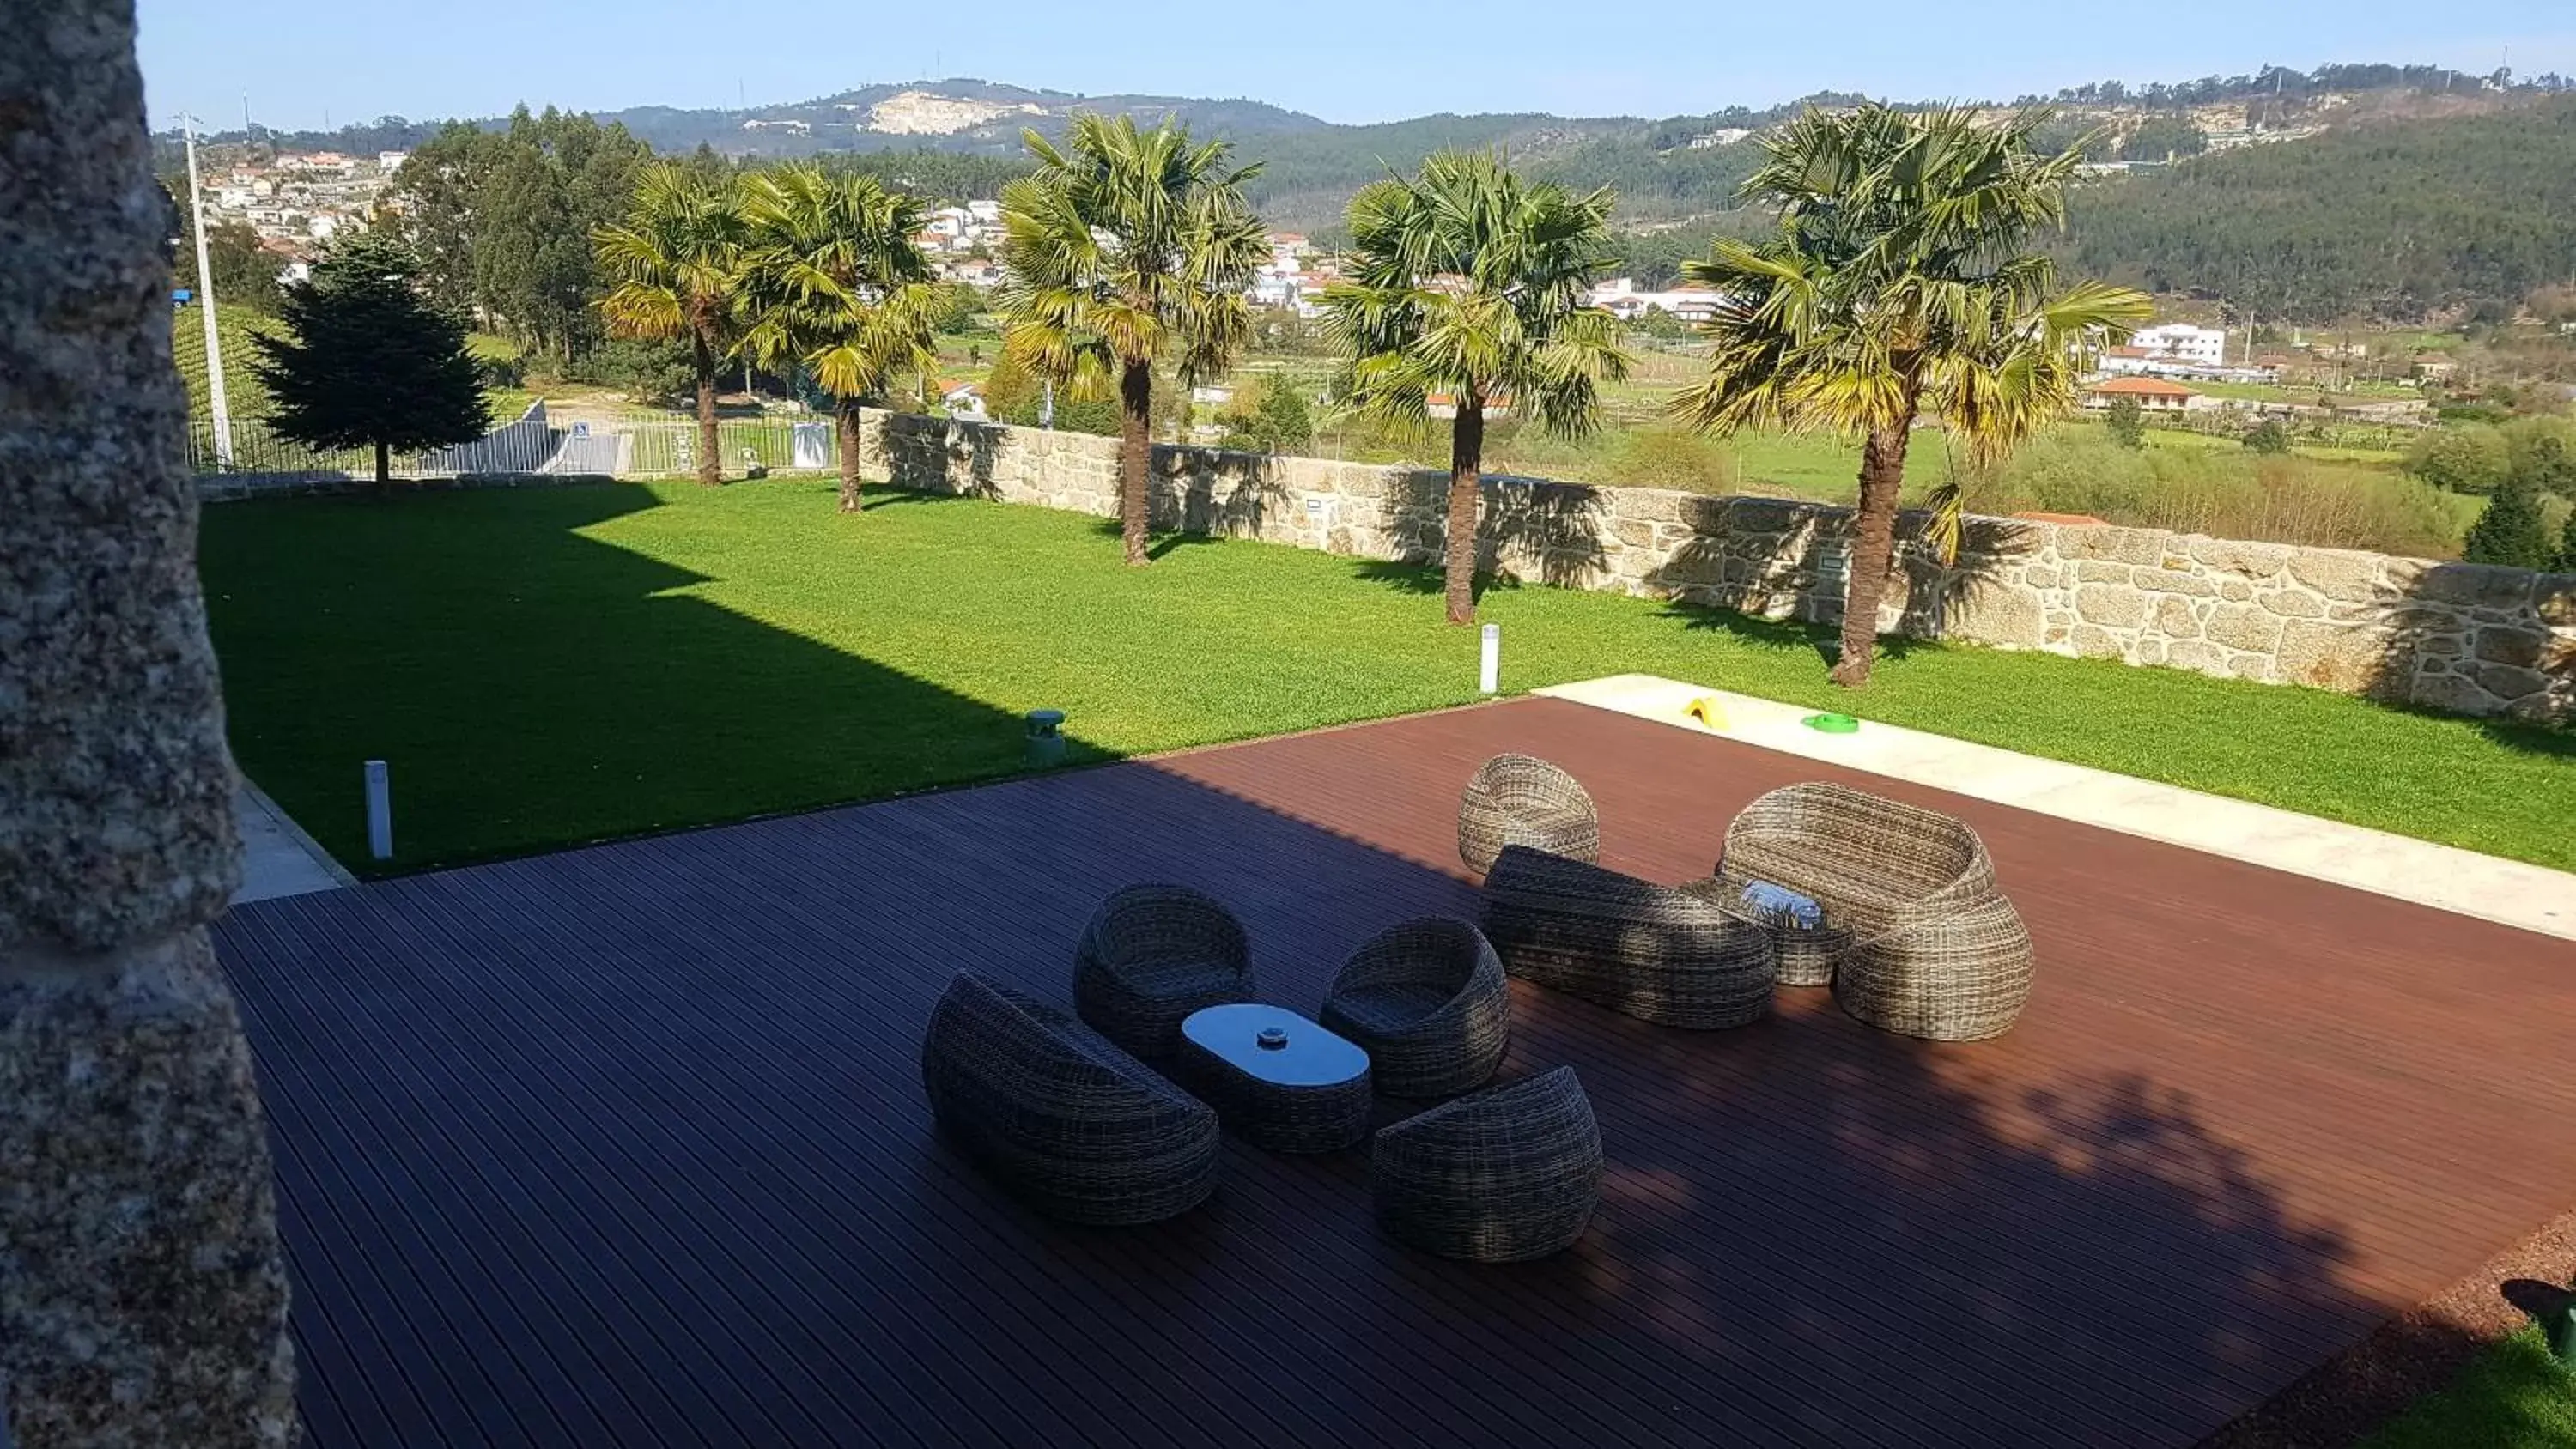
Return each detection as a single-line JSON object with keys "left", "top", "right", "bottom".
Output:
{"left": 2061, "top": 95, "right": 2576, "bottom": 321}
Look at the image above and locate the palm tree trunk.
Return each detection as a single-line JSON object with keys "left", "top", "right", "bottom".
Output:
{"left": 374, "top": 440, "right": 391, "bottom": 492}
{"left": 1117, "top": 356, "right": 1153, "bottom": 567}
{"left": 692, "top": 331, "right": 720, "bottom": 488}
{"left": 835, "top": 397, "right": 866, "bottom": 513}
{"left": 1831, "top": 420, "right": 1911, "bottom": 688}
{"left": 1443, "top": 392, "right": 1485, "bottom": 626}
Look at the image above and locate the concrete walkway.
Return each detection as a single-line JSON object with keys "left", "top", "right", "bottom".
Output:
{"left": 1537, "top": 673, "right": 2576, "bottom": 943}
{"left": 232, "top": 779, "right": 354, "bottom": 905}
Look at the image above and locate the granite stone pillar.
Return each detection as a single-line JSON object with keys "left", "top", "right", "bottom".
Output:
{"left": 1, "top": 2, "right": 298, "bottom": 1444}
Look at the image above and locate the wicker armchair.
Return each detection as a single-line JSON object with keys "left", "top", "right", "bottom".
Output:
{"left": 1457, "top": 755, "right": 1601, "bottom": 876}
{"left": 1319, "top": 918, "right": 1510, "bottom": 1099}
{"left": 1481, "top": 846, "right": 1777, "bottom": 1028}
{"left": 1714, "top": 782, "right": 2033, "bottom": 1041}
{"left": 1072, "top": 884, "right": 1254, "bottom": 1059}
{"left": 1372, "top": 1066, "right": 1601, "bottom": 1261}
{"left": 920, "top": 973, "right": 1219, "bottom": 1226}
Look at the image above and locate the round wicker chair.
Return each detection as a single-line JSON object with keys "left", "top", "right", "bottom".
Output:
{"left": 1457, "top": 755, "right": 1601, "bottom": 876}
{"left": 1481, "top": 846, "right": 1777, "bottom": 1029}
{"left": 1371, "top": 1066, "right": 1601, "bottom": 1261}
{"left": 1715, "top": 782, "right": 2034, "bottom": 1040}
{"left": 1072, "top": 884, "right": 1255, "bottom": 1059}
{"left": 1319, "top": 918, "right": 1510, "bottom": 1099}
{"left": 920, "top": 972, "right": 1220, "bottom": 1226}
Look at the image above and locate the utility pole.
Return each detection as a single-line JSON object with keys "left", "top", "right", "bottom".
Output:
{"left": 180, "top": 112, "right": 235, "bottom": 470}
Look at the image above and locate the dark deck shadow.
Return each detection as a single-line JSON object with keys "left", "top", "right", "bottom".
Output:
{"left": 200, "top": 703, "right": 2476, "bottom": 1449}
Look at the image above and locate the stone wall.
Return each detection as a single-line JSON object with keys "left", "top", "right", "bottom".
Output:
{"left": 858, "top": 409, "right": 2575, "bottom": 725}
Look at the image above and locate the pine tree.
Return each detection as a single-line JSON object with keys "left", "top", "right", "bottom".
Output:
{"left": 2460, "top": 476, "right": 2554, "bottom": 570}
{"left": 253, "top": 230, "right": 490, "bottom": 487}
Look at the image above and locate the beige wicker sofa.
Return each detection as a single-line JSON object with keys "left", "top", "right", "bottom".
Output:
{"left": 1714, "top": 782, "right": 2033, "bottom": 1041}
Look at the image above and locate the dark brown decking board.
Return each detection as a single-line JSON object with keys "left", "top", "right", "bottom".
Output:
{"left": 212, "top": 696, "right": 2576, "bottom": 1448}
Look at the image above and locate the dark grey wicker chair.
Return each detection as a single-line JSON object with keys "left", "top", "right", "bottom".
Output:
{"left": 1072, "top": 884, "right": 1254, "bottom": 1059}
{"left": 1481, "top": 846, "right": 1777, "bottom": 1028}
{"left": 1457, "top": 755, "right": 1601, "bottom": 876}
{"left": 1714, "top": 782, "right": 2034, "bottom": 1041}
{"left": 920, "top": 972, "right": 1219, "bottom": 1226}
{"left": 1372, "top": 1066, "right": 1601, "bottom": 1261}
{"left": 1319, "top": 918, "right": 1510, "bottom": 1099}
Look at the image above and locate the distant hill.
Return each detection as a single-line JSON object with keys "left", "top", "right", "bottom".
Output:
{"left": 166, "top": 64, "right": 2576, "bottom": 319}
{"left": 2062, "top": 94, "right": 2576, "bottom": 321}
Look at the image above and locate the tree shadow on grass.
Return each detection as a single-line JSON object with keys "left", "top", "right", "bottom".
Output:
{"left": 1346, "top": 558, "right": 1521, "bottom": 605}
{"left": 208, "top": 716, "right": 2479, "bottom": 1448}
{"left": 197, "top": 482, "right": 1103, "bottom": 875}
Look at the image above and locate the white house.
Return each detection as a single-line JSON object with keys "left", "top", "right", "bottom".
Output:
{"left": 376, "top": 150, "right": 408, "bottom": 173}
{"left": 1584, "top": 277, "right": 1727, "bottom": 323}
{"left": 2130, "top": 323, "right": 2227, "bottom": 368}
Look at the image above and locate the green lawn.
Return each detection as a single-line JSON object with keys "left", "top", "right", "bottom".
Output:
{"left": 2361, "top": 1330, "right": 2576, "bottom": 1448}
{"left": 197, "top": 478, "right": 2573, "bottom": 875}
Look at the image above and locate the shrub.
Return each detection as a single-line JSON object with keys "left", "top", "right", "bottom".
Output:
{"left": 2406, "top": 422, "right": 2512, "bottom": 494}
{"left": 2103, "top": 396, "right": 2146, "bottom": 449}
{"left": 1217, "top": 373, "right": 1315, "bottom": 453}
{"left": 2560, "top": 506, "right": 2576, "bottom": 573}
{"left": 565, "top": 336, "right": 693, "bottom": 406}
{"left": 2242, "top": 417, "right": 2292, "bottom": 454}
{"left": 2462, "top": 476, "right": 2555, "bottom": 569}
{"left": 1959, "top": 429, "right": 2466, "bottom": 556}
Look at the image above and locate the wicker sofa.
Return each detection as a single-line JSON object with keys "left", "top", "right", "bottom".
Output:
{"left": 1457, "top": 755, "right": 1601, "bottom": 876}
{"left": 1481, "top": 846, "right": 1777, "bottom": 1028}
{"left": 1320, "top": 917, "right": 1511, "bottom": 1099}
{"left": 1714, "top": 782, "right": 2033, "bottom": 1041}
{"left": 1072, "top": 884, "right": 1255, "bottom": 1059}
{"left": 920, "top": 972, "right": 1220, "bottom": 1226}
{"left": 1371, "top": 1066, "right": 1601, "bottom": 1261}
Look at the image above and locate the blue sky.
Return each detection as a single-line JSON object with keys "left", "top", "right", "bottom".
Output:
{"left": 139, "top": 0, "right": 2576, "bottom": 131}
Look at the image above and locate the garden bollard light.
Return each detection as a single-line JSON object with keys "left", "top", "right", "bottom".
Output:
{"left": 363, "top": 759, "right": 392, "bottom": 860}
{"left": 1479, "top": 623, "right": 1500, "bottom": 694}
{"left": 1025, "top": 709, "right": 1066, "bottom": 768}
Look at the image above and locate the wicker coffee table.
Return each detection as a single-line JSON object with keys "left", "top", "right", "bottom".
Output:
{"left": 1176, "top": 1004, "right": 1373, "bottom": 1153}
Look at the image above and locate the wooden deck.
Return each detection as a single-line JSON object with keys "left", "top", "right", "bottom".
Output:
{"left": 212, "top": 697, "right": 2576, "bottom": 1447}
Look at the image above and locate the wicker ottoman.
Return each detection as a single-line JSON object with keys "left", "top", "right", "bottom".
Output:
{"left": 1371, "top": 1066, "right": 1601, "bottom": 1261}
{"left": 1176, "top": 1003, "right": 1373, "bottom": 1153}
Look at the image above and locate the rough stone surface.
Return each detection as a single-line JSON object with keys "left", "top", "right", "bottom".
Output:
{"left": 834, "top": 408, "right": 2576, "bottom": 722}
{"left": 2, "top": 3, "right": 297, "bottom": 1443}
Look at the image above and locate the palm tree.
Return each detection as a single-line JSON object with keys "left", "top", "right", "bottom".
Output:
{"left": 738, "top": 165, "right": 942, "bottom": 512}
{"left": 1323, "top": 152, "right": 1631, "bottom": 624}
{"left": 997, "top": 114, "right": 1267, "bottom": 565}
{"left": 1674, "top": 103, "right": 2150, "bottom": 686}
{"left": 595, "top": 162, "right": 747, "bottom": 487}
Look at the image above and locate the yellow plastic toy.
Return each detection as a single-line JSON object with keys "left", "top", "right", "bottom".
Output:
{"left": 1683, "top": 695, "right": 1728, "bottom": 731}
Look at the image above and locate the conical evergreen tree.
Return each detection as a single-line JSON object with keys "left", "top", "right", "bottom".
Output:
{"left": 253, "top": 229, "right": 490, "bottom": 486}
{"left": 2460, "top": 475, "right": 2554, "bottom": 570}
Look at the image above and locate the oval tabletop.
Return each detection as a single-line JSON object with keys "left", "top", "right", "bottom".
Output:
{"left": 1181, "top": 1003, "right": 1369, "bottom": 1087}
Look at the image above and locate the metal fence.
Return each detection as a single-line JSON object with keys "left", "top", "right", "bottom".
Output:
{"left": 187, "top": 402, "right": 559, "bottom": 479}
{"left": 620, "top": 419, "right": 837, "bottom": 476}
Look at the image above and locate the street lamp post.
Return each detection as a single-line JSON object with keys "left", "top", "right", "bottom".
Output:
{"left": 179, "top": 112, "right": 235, "bottom": 470}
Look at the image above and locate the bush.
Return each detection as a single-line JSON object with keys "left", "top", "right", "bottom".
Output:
{"left": 2406, "top": 423, "right": 2512, "bottom": 494}
{"left": 563, "top": 337, "right": 695, "bottom": 407}
{"left": 1959, "top": 429, "right": 2468, "bottom": 557}
{"left": 2462, "top": 477, "right": 2555, "bottom": 568}
{"left": 2561, "top": 506, "right": 2576, "bottom": 573}
{"left": 2242, "top": 417, "right": 2292, "bottom": 454}
{"left": 1216, "top": 373, "right": 1315, "bottom": 453}
{"left": 2103, "top": 396, "right": 2146, "bottom": 450}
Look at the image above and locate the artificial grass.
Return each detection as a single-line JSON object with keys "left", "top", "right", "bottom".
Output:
{"left": 2360, "top": 1330, "right": 2576, "bottom": 1448}
{"left": 197, "top": 478, "right": 2575, "bottom": 874}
